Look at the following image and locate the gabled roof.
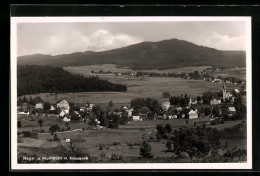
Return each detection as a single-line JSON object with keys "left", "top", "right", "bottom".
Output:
{"left": 228, "top": 107, "right": 236, "bottom": 112}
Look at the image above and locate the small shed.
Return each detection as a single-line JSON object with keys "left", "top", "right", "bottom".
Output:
{"left": 132, "top": 116, "right": 142, "bottom": 121}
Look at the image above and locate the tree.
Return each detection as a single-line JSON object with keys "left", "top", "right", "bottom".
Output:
{"left": 38, "top": 119, "right": 43, "bottom": 130}
{"left": 162, "top": 92, "right": 171, "bottom": 98}
{"left": 43, "top": 102, "right": 51, "bottom": 111}
{"left": 49, "top": 124, "right": 60, "bottom": 134}
{"left": 92, "top": 106, "right": 102, "bottom": 118}
{"left": 169, "top": 96, "right": 180, "bottom": 105}
{"left": 99, "top": 112, "right": 109, "bottom": 127}
{"left": 202, "top": 92, "right": 213, "bottom": 104}
{"left": 88, "top": 116, "right": 97, "bottom": 127}
{"left": 165, "top": 124, "right": 172, "bottom": 134}
{"left": 130, "top": 98, "right": 146, "bottom": 110}
{"left": 156, "top": 124, "right": 167, "bottom": 139}
{"left": 108, "top": 101, "right": 113, "bottom": 108}
{"left": 204, "top": 107, "right": 211, "bottom": 116}
{"left": 17, "top": 121, "right": 22, "bottom": 128}
{"left": 139, "top": 141, "right": 153, "bottom": 158}
{"left": 166, "top": 141, "right": 173, "bottom": 151}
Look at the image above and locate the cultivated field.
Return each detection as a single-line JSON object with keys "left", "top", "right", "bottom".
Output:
{"left": 210, "top": 67, "right": 246, "bottom": 80}
{"left": 64, "top": 64, "right": 212, "bottom": 75}
{"left": 18, "top": 118, "right": 246, "bottom": 162}
{"left": 20, "top": 77, "right": 240, "bottom": 105}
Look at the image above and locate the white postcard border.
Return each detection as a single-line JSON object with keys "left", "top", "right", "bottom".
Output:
{"left": 11, "top": 16, "right": 252, "bottom": 170}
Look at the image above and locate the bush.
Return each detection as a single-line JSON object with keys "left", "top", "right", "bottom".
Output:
{"left": 108, "top": 123, "right": 119, "bottom": 129}
{"left": 49, "top": 124, "right": 60, "bottom": 133}
{"left": 156, "top": 124, "right": 167, "bottom": 139}
{"left": 113, "top": 141, "right": 120, "bottom": 145}
{"left": 139, "top": 141, "right": 153, "bottom": 158}
{"left": 111, "top": 152, "right": 123, "bottom": 160}
{"left": 23, "top": 131, "right": 30, "bottom": 137}
{"left": 165, "top": 124, "right": 172, "bottom": 133}
{"left": 53, "top": 133, "right": 60, "bottom": 141}
{"left": 17, "top": 121, "right": 22, "bottom": 128}
{"left": 166, "top": 141, "right": 173, "bottom": 151}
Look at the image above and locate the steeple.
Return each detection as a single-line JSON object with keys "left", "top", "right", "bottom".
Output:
{"left": 223, "top": 82, "right": 227, "bottom": 101}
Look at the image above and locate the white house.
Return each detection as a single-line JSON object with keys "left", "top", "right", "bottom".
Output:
{"left": 57, "top": 100, "right": 70, "bottom": 111}
{"left": 17, "top": 111, "right": 29, "bottom": 115}
{"left": 50, "top": 105, "right": 56, "bottom": 111}
{"left": 59, "top": 110, "right": 66, "bottom": 117}
{"left": 235, "top": 89, "right": 240, "bottom": 93}
{"left": 35, "top": 102, "right": 44, "bottom": 109}
{"left": 63, "top": 116, "right": 71, "bottom": 122}
{"left": 161, "top": 102, "right": 171, "bottom": 111}
{"left": 210, "top": 99, "right": 221, "bottom": 105}
{"left": 132, "top": 116, "right": 142, "bottom": 121}
{"left": 126, "top": 108, "right": 133, "bottom": 117}
{"left": 188, "top": 109, "right": 198, "bottom": 119}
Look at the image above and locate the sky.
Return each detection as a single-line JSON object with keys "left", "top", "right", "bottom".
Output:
{"left": 17, "top": 21, "right": 247, "bottom": 56}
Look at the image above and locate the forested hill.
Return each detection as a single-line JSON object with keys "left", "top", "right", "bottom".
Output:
{"left": 17, "top": 65, "right": 127, "bottom": 96}
{"left": 18, "top": 38, "right": 246, "bottom": 70}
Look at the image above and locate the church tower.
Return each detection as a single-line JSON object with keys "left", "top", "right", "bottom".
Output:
{"left": 223, "top": 82, "right": 227, "bottom": 101}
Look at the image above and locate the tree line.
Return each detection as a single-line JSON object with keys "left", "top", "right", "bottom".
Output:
{"left": 17, "top": 65, "right": 127, "bottom": 96}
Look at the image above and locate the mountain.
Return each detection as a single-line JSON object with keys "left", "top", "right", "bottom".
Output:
{"left": 17, "top": 38, "right": 246, "bottom": 69}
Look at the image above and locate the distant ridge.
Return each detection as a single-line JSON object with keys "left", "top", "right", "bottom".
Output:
{"left": 18, "top": 38, "right": 246, "bottom": 69}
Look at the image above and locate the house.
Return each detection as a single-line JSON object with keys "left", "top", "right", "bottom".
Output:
{"left": 126, "top": 108, "right": 133, "bottom": 117}
{"left": 227, "top": 107, "right": 236, "bottom": 117}
{"left": 59, "top": 110, "right": 66, "bottom": 117}
{"left": 35, "top": 102, "right": 44, "bottom": 110}
{"left": 210, "top": 98, "right": 221, "bottom": 105}
{"left": 161, "top": 102, "right": 171, "bottom": 111}
{"left": 166, "top": 112, "right": 177, "bottom": 119}
{"left": 22, "top": 103, "right": 29, "bottom": 111}
{"left": 213, "top": 79, "right": 221, "bottom": 83}
{"left": 235, "top": 89, "right": 240, "bottom": 94}
{"left": 63, "top": 116, "right": 71, "bottom": 122}
{"left": 188, "top": 109, "right": 198, "bottom": 119}
{"left": 17, "top": 111, "right": 29, "bottom": 115}
{"left": 80, "top": 107, "right": 86, "bottom": 112}
{"left": 50, "top": 105, "right": 56, "bottom": 111}
{"left": 190, "top": 98, "right": 197, "bottom": 105}
{"left": 57, "top": 100, "right": 70, "bottom": 110}
{"left": 132, "top": 116, "right": 142, "bottom": 121}
{"left": 198, "top": 99, "right": 204, "bottom": 104}
{"left": 223, "top": 82, "right": 233, "bottom": 101}
{"left": 173, "top": 106, "right": 182, "bottom": 112}
{"left": 122, "top": 106, "right": 128, "bottom": 110}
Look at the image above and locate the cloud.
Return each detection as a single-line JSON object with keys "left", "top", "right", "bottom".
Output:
{"left": 86, "top": 30, "right": 143, "bottom": 51}
{"left": 18, "top": 29, "right": 143, "bottom": 56}
{"left": 197, "top": 32, "right": 246, "bottom": 51}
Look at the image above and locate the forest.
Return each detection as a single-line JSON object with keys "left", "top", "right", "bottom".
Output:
{"left": 17, "top": 65, "right": 127, "bottom": 96}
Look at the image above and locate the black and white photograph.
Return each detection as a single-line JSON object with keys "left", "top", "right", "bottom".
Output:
{"left": 11, "top": 17, "right": 252, "bottom": 170}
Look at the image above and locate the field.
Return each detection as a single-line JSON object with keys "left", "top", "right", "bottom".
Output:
{"left": 64, "top": 64, "right": 212, "bottom": 75}
{"left": 18, "top": 118, "right": 246, "bottom": 162}
{"left": 210, "top": 67, "right": 246, "bottom": 80}
{"left": 20, "top": 76, "right": 240, "bottom": 106}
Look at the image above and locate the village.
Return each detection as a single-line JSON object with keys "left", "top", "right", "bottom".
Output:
{"left": 17, "top": 81, "right": 245, "bottom": 139}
